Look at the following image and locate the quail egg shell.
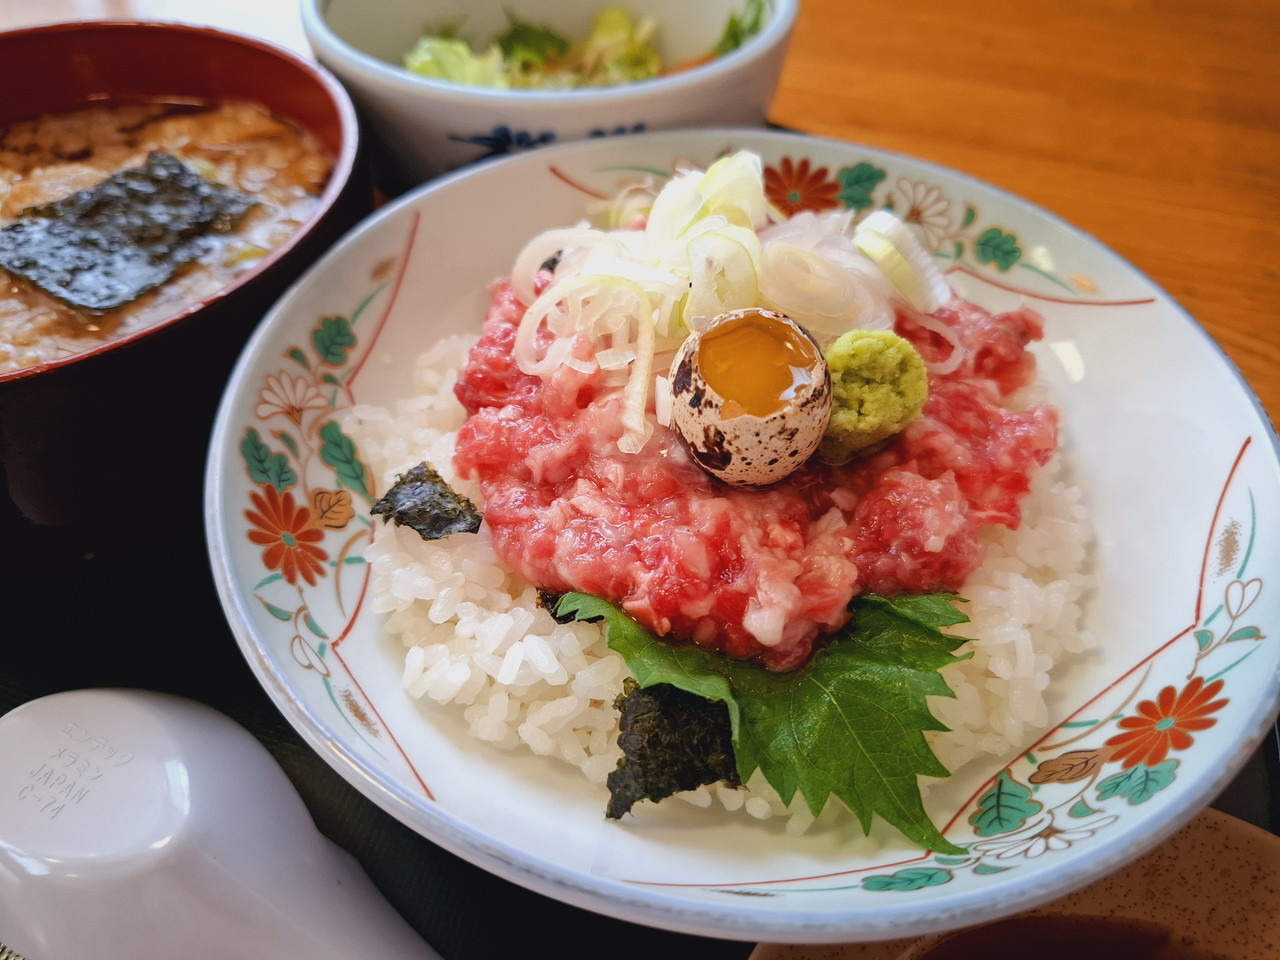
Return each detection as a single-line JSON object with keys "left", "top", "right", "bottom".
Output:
{"left": 668, "top": 308, "right": 832, "bottom": 486}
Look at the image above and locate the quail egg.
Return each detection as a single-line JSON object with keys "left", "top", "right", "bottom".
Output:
{"left": 668, "top": 308, "right": 832, "bottom": 486}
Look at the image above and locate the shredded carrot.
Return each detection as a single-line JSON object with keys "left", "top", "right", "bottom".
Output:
{"left": 662, "top": 52, "right": 716, "bottom": 75}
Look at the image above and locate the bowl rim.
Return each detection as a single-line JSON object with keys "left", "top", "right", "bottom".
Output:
{"left": 0, "top": 19, "right": 362, "bottom": 386}
{"left": 299, "top": 0, "right": 800, "bottom": 105}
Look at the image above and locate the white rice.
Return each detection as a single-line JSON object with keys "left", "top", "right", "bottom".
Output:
{"left": 351, "top": 334, "right": 1094, "bottom": 833}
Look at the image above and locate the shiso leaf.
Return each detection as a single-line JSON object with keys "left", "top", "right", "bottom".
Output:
{"left": 554, "top": 591, "right": 971, "bottom": 854}
{"left": 606, "top": 678, "right": 740, "bottom": 819}
{"left": 0, "top": 151, "right": 256, "bottom": 313}
{"left": 370, "top": 461, "right": 482, "bottom": 540}
{"left": 556, "top": 592, "right": 736, "bottom": 712}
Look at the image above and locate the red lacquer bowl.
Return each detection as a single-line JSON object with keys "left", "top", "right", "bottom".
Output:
{"left": 0, "top": 21, "right": 368, "bottom": 541}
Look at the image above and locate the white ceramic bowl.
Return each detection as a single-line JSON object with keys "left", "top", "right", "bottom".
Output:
{"left": 300, "top": 0, "right": 798, "bottom": 189}
{"left": 206, "top": 128, "right": 1280, "bottom": 943}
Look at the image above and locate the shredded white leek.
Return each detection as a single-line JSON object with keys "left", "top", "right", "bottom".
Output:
{"left": 653, "top": 373, "right": 673, "bottom": 428}
{"left": 901, "top": 309, "right": 966, "bottom": 376}
{"left": 617, "top": 286, "right": 656, "bottom": 454}
{"left": 595, "top": 347, "right": 637, "bottom": 370}
{"left": 682, "top": 226, "right": 762, "bottom": 325}
{"left": 850, "top": 211, "right": 961, "bottom": 374}
{"left": 504, "top": 151, "right": 959, "bottom": 454}
{"left": 756, "top": 237, "right": 894, "bottom": 338}
{"left": 853, "top": 210, "right": 953, "bottom": 314}
{"left": 511, "top": 225, "right": 616, "bottom": 304}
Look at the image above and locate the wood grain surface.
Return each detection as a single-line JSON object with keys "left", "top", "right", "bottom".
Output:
{"left": 770, "top": 0, "right": 1279, "bottom": 424}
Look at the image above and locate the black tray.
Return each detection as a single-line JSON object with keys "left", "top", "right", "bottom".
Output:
{"left": 2, "top": 517, "right": 1275, "bottom": 960}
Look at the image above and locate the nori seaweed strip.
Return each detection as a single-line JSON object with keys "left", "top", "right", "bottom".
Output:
{"left": 0, "top": 151, "right": 256, "bottom": 313}
{"left": 370, "top": 461, "right": 483, "bottom": 541}
{"left": 539, "top": 588, "right": 571, "bottom": 621}
{"left": 606, "top": 678, "right": 740, "bottom": 819}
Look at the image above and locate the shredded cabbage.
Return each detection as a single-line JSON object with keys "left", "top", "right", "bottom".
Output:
{"left": 404, "top": 35, "right": 508, "bottom": 87}
{"left": 403, "top": 9, "right": 660, "bottom": 90}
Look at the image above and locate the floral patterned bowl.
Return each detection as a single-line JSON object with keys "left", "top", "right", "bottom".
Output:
{"left": 205, "top": 128, "right": 1280, "bottom": 943}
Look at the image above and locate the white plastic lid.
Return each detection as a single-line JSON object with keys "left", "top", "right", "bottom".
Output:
{"left": 0, "top": 688, "right": 439, "bottom": 960}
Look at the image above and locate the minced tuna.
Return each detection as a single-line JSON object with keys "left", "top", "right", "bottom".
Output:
{"left": 453, "top": 280, "right": 1057, "bottom": 671}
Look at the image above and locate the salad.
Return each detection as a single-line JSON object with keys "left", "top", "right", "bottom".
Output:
{"left": 402, "top": 0, "right": 766, "bottom": 89}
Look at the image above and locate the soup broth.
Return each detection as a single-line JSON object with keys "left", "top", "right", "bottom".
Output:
{"left": 0, "top": 99, "right": 333, "bottom": 373}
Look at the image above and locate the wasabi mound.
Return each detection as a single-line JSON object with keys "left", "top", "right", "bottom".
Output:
{"left": 819, "top": 329, "right": 928, "bottom": 462}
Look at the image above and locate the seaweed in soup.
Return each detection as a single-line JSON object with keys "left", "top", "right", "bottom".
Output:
{"left": 0, "top": 151, "right": 256, "bottom": 313}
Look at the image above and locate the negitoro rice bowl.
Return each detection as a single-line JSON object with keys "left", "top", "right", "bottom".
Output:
{"left": 206, "top": 128, "right": 1280, "bottom": 942}
{"left": 353, "top": 149, "right": 1091, "bottom": 846}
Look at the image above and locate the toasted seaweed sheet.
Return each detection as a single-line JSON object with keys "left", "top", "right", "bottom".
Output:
{"left": 606, "top": 679, "right": 741, "bottom": 819}
{"left": 0, "top": 151, "right": 256, "bottom": 313}
{"left": 371, "top": 461, "right": 483, "bottom": 541}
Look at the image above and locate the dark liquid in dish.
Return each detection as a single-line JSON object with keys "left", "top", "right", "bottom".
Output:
{"left": 920, "top": 915, "right": 1221, "bottom": 959}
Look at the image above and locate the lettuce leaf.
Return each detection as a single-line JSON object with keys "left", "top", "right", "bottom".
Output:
{"left": 403, "top": 34, "right": 508, "bottom": 87}
{"left": 713, "top": 0, "right": 767, "bottom": 56}
{"left": 497, "top": 14, "right": 570, "bottom": 72}
{"left": 555, "top": 591, "right": 970, "bottom": 854}
{"left": 568, "top": 8, "right": 661, "bottom": 84}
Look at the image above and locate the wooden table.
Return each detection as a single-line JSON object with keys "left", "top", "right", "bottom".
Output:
{"left": 772, "top": 0, "right": 1280, "bottom": 426}
{"left": 1, "top": 2, "right": 1276, "bottom": 958}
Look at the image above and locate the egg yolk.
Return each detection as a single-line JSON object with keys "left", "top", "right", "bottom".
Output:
{"left": 697, "top": 311, "right": 821, "bottom": 419}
